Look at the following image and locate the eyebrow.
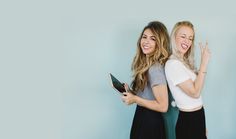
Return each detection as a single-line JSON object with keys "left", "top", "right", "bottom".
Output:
{"left": 143, "top": 34, "right": 155, "bottom": 38}
{"left": 180, "top": 33, "right": 193, "bottom": 38}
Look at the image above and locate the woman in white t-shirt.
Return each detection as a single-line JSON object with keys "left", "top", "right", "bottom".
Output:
{"left": 165, "top": 21, "right": 210, "bottom": 139}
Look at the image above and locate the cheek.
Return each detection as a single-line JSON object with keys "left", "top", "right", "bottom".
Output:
{"left": 189, "top": 41, "right": 193, "bottom": 46}
{"left": 140, "top": 40, "right": 144, "bottom": 45}
{"left": 140, "top": 38, "right": 145, "bottom": 43}
{"left": 176, "top": 38, "right": 182, "bottom": 44}
{"left": 151, "top": 41, "right": 156, "bottom": 47}
{"left": 176, "top": 39, "right": 184, "bottom": 48}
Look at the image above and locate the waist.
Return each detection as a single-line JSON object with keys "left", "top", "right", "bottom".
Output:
{"left": 136, "top": 105, "right": 162, "bottom": 114}
{"left": 179, "top": 105, "right": 203, "bottom": 112}
{"left": 174, "top": 96, "right": 203, "bottom": 111}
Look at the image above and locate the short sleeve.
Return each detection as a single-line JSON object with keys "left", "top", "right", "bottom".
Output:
{"left": 165, "top": 60, "right": 191, "bottom": 86}
{"left": 148, "top": 64, "right": 167, "bottom": 87}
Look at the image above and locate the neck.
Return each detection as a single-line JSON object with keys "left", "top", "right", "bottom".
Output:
{"left": 171, "top": 53, "right": 183, "bottom": 61}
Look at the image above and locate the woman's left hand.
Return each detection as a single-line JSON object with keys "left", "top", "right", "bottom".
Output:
{"left": 122, "top": 92, "right": 136, "bottom": 105}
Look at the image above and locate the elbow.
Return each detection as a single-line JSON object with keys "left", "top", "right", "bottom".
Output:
{"left": 161, "top": 107, "right": 168, "bottom": 113}
{"left": 163, "top": 103, "right": 169, "bottom": 112}
{"left": 159, "top": 103, "right": 168, "bottom": 113}
{"left": 189, "top": 90, "right": 201, "bottom": 99}
{"left": 192, "top": 94, "right": 200, "bottom": 99}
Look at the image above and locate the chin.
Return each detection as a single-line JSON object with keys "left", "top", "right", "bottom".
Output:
{"left": 142, "top": 49, "right": 155, "bottom": 55}
{"left": 180, "top": 49, "right": 188, "bottom": 55}
{"left": 143, "top": 52, "right": 152, "bottom": 55}
{"left": 142, "top": 50, "right": 149, "bottom": 54}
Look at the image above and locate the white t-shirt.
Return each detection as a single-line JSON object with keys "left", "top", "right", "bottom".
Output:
{"left": 165, "top": 59, "right": 203, "bottom": 110}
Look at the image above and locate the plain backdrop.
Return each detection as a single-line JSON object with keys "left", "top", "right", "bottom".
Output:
{"left": 0, "top": 0, "right": 236, "bottom": 139}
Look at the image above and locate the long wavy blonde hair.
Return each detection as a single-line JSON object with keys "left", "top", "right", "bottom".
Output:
{"left": 131, "top": 21, "right": 170, "bottom": 93}
{"left": 170, "top": 21, "right": 196, "bottom": 71}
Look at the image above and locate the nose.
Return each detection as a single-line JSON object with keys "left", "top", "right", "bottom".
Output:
{"left": 144, "top": 38, "right": 150, "bottom": 44}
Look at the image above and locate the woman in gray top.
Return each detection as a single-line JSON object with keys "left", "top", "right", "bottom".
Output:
{"left": 122, "top": 21, "right": 170, "bottom": 139}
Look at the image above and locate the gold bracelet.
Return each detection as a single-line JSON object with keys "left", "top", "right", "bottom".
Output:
{"left": 199, "top": 71, "right": 207, "bottom": 74}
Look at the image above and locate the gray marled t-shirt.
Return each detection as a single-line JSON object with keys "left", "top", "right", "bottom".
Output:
{"left": 137, "top": 63, "right": 167, "bottom": 100}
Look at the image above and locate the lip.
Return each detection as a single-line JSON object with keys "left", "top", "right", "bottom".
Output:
{"left": 181, "top": 43, "right": 189, "bottom": 50}
{"left": 142, "top": 44, "right": 150, "bottom": 49}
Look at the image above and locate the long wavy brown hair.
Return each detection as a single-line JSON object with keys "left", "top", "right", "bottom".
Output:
{"left": 131, "top": 21, "right": 170, "bottom": 93}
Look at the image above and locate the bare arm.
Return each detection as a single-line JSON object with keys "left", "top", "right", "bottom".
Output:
{"left": 177, "top": 42, "right": 211, "bottom": 98}
{"left": 178, "top": 73, "right": 206, "bottom": 98}
{"left": 122, "top": 84, "right": 168, "bottom": 112}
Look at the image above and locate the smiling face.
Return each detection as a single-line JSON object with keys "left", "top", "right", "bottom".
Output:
{"left": 175, "top": 26, "right": 194, "bottom": 56}
{"left": 140, "top": 28, "right": 157, "bottom": 55}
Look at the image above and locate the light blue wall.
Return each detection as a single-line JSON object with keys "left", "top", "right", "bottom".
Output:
{"left": 1, "top": 0, "right": 236, "bottom": 139}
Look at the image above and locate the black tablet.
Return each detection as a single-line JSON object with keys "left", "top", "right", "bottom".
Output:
{"left": 109, "top": 73, "right": 126, "bottom": 93}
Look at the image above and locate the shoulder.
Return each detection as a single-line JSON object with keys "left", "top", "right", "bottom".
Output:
{"left": 166, "top": 59, "right": 183, "bottom": 66}
{"left": 149, "top": 63, "right": 164, "bottom": 73}
{"left": 148, "top": 63, "right": 165, "bottom": 78}
{"left": 148, "top": 62, "right": 167, "bottom": 86}
{"left": 165, "top": 59, "right": 184, "bottom": 69}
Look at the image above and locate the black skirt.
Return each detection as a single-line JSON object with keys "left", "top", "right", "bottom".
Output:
{"left": 176, "top": 107, "right": 207, "bottom": 139}
{"left": 130, "top": 105, "right": 166, "bottom": 139}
